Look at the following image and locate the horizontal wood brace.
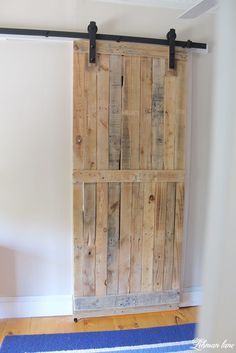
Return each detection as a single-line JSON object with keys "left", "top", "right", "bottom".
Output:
{"left": 74, "top": 290, "right": 179, "bottom": 311}
{"left": 74, "top": 40, "right": 188, "bottom": 61}
{"left": 73, "top": 170, "right": 185, "bottom": 183}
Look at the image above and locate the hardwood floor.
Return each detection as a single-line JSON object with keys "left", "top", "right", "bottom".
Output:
{"left": 0, "top": 307, "right": 198, "bottom": 345}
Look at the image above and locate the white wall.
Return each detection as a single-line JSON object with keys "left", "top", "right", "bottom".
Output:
{"left": 0, "top": 0, "right": 215, "bottom": 315}
{"left": 199, "top": 0, "right": 236, "bottom": 343}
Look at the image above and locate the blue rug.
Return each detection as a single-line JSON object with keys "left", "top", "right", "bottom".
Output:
{"left": 0, "top": 323, "right": 196, "bottom": 353}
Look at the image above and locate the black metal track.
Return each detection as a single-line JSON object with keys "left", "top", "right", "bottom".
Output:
{"left": 0, "top": 27, "right": 207, "bottom": 50}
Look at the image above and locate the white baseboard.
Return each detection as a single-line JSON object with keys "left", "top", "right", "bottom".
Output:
{"left": 0, "top": 288, "right": 201, "bottom": 319}
{"left": 180, "top": 287, "right": 202, "bottom": 307}
{"left": 0, "top": 295, "right": 72, "bottom": 319}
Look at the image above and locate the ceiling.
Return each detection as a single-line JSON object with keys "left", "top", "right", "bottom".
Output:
{"left": 94, "top": 0, "right": 201, "bottom": 10}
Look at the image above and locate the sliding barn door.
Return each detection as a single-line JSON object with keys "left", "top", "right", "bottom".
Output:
{"left": 73, "top": 40, "right": 187, "bottom": 318}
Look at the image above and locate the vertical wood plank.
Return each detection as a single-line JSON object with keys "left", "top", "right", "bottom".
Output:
{"left": 97, "top": 54, "right": 110, "bottom": 169}
{"left": 175, "top": 60, "right": 187, "bottom": 170}
{"left": 107, "top": 55, "right": 122, "bottom": 295}
{"left": 130, "top": 183, "right": 144, "bottom": 293}
{"left": 140, "top": 57, "right": 152, "bottom": 169}
{"left": 164, "top": 75, "right": 176, "bottom": 170}
{"left": 73, "top": 51, "right": 87, "bottom": 170}
{"left": 121, "top": 56, "right": 130, "bottom": 170}
{"left": 119, "top": 183, "right": 132, "bottom": 294}
{"left": 84, "top": 65, "right": 97, "bottom": 170}
{"left": 121, "top": 56, "right": 141, "bottom": 169}
{"left": 153, "top": 183, "right": 167, "bottom": 291}
{"left": 163, "top": 182, "right": 176, "bottom": 290}
{"left": 74, "top": 183, "right": 84, "bottom": 297}
{"left": 109, "top": 55, "right": 122, "bottom": 169}
{"left": 152, "top": 58, "right": 166, "bottom": 170}
{"left": 107, "top": 183, "right": 120, "bottom": 294}
{"left": 96, "top": 183, "right": 108, "bottom": 296}
{"left": 141, "top": 182, "right": 156, "bottom": 292}
{"left": 172, "top": 182, "right": 184, "bottom": 289}
{"left": 83, "top": 184, "right": 96, "bottom": 296}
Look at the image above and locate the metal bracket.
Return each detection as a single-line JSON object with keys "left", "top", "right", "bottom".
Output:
{"left": 87, "top": 21, "right": 98, "bottom": 64}
{"left": 167, "top": 28, "right": 176, "bottom": 70}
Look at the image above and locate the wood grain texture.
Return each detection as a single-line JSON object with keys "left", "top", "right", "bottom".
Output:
{"left": 74, "top": 170, "right": 185, "bottom": 183}
{"left": 74, "top": 40, "right": 188, "bottom": 61}
{"left": 152, "top": 58, "right": 166, "bottom": 170}
{"left": 73, "top": 52, "right": 87, "bottom": 170}
{"left": 140, "top": 57, "right": 152, "bottom": 170}
{"left": 73, "top": 46, "right": 187, "bottom": 315}
{"left": 95, "top": 183, "right": 108, "bottom": 296}
{"left": 74, "top": 183, "right": 84, "bottom": 297}
{"left": 107, "top": 183, "right": 120, "bottom": 295}
{"left": 175, "top": 60, "right": 187, "bottom": 170}
{"left": 153, "top": 183, "right": 167, "bottom": 291}
{"left": 83, "top": 184, "right": 96, "bottom": 296}
{"left": 109, "top": 55, "right": 122, "bottom": 169}
{"left": 97, "top": 54, "right": 109, "bottom": 169}
{"left": 84, "top": 64, "right": 97, "bottom": 170}
{"left": 0, "top": 307, "right": 198, "bottom": 345}
{"left": 163, "top": 183, "right": 176, "bottom": 290}
{"left": 75, "top": 290, "right": 179, "bottom": 310}
{"left": 130, "top": 183, "right": 144, "bottom": 293}
{"left": 121, "top": 56, "right": 141, "bottom": 169}
{"left": 107, "top": 55, "right": 122, "bottom": 296}
{"left": 164, "top": 75, "right": 176, "bottom": 170}
{"left": 173, "top": 182, "right": 184, "bottom": 289}
{"left": 141, "top": 183, "right": 156, "bottom": 292}
{"left": 119, "top": 183, "right": 132, "bottom": 294}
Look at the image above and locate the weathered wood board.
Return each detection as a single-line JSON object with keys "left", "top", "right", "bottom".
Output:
{"left": 73, "top": 40, "right": 187, "bottom": 317}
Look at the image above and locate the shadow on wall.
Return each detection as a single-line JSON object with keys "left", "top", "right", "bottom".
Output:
{"left": 0, "top": 246, "right": 48, "bottom": 297}
{"left": 0, "top": 246, "right": 16, "bottom": 297}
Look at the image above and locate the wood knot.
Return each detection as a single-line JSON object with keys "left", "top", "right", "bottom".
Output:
{"left": 76, "top": 135, "right": 82, "bottom": 144}
{"left": 149, "top": 194, "right": 155, "bottom": 202}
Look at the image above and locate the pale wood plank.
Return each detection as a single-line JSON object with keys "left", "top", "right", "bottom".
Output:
{"left": 130, "top": 183, "right": 144, "bottom": 293}
{"left": 74, "top": 170, "right": 185, "bottom": 183}
{"left": 140, "top": 57, "right": 152, "bottom": 169}
{"left": 75, "top": 304, "right": 178, "bottom": 319}
{"left": 153, "top": 183, "right": 167, "bottom": 291}
{"left": 175, "top": 60, "right": 187, "bottom": 170}
{"left": 172, "top": 182, "right": 184, "bottom": 289}
{"left": 83, "top": 184, "right": 96, "bottom": 296}
{"left": 121, "top": 56, "right": 131, "bottom": 169}
{"left": 163, "top": 182, "right": 176, "bottom": 290}
{"left": 109, "top": 55, "right": 122, "bottom": 169}
{"left": 141, "top": 183, "right": 156, "bottom": 292}
{"left": 84, "top": 64, "right": 97, "bottom": 170}
{"left": 119, "top": 183, "right": 132, "bottom": 294}
{"left": 95, "top": 54, "right": 109, "bottom": 297}
{"left": 74, "top": 40, "right": 188, "bottom": 61}
{"left": 97, "top": 54, "right": 109, "bottom": 169}
{"left": 95, "top": 183, "right": 108, "bottom": 296}
{"left": 107, "top": 183, "right": 120, "bottom": 294}
{"left": 164, "top": 75, "right": 176, "bottom": 170}
{"left": 107, "top": 55, "right": 122, "bottom": 296}
{"left": 73, "top": 52, "right": 87, "bottom": 170}
{"left": 74, "top": 183, "right": 84, "bottom": 297}
{"left": 74, "top": 290, "right": 179, "bottom": 310}
{"left": 152, "top": 58, "right": 166, "bottom": 169}
{"left": 121, "top": 56, "right": 140, "bottom": 169}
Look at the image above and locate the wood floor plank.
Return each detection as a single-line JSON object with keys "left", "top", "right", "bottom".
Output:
{"left": 0, "top": 307, "right": 198, "bottom": 344}
{"left": 0, "top": 307, "right": 198, "bottom": 345}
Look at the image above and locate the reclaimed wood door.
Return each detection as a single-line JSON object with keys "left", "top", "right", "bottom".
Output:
{"left": 73, "top": 40, "right": 187, "bottom": 318}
